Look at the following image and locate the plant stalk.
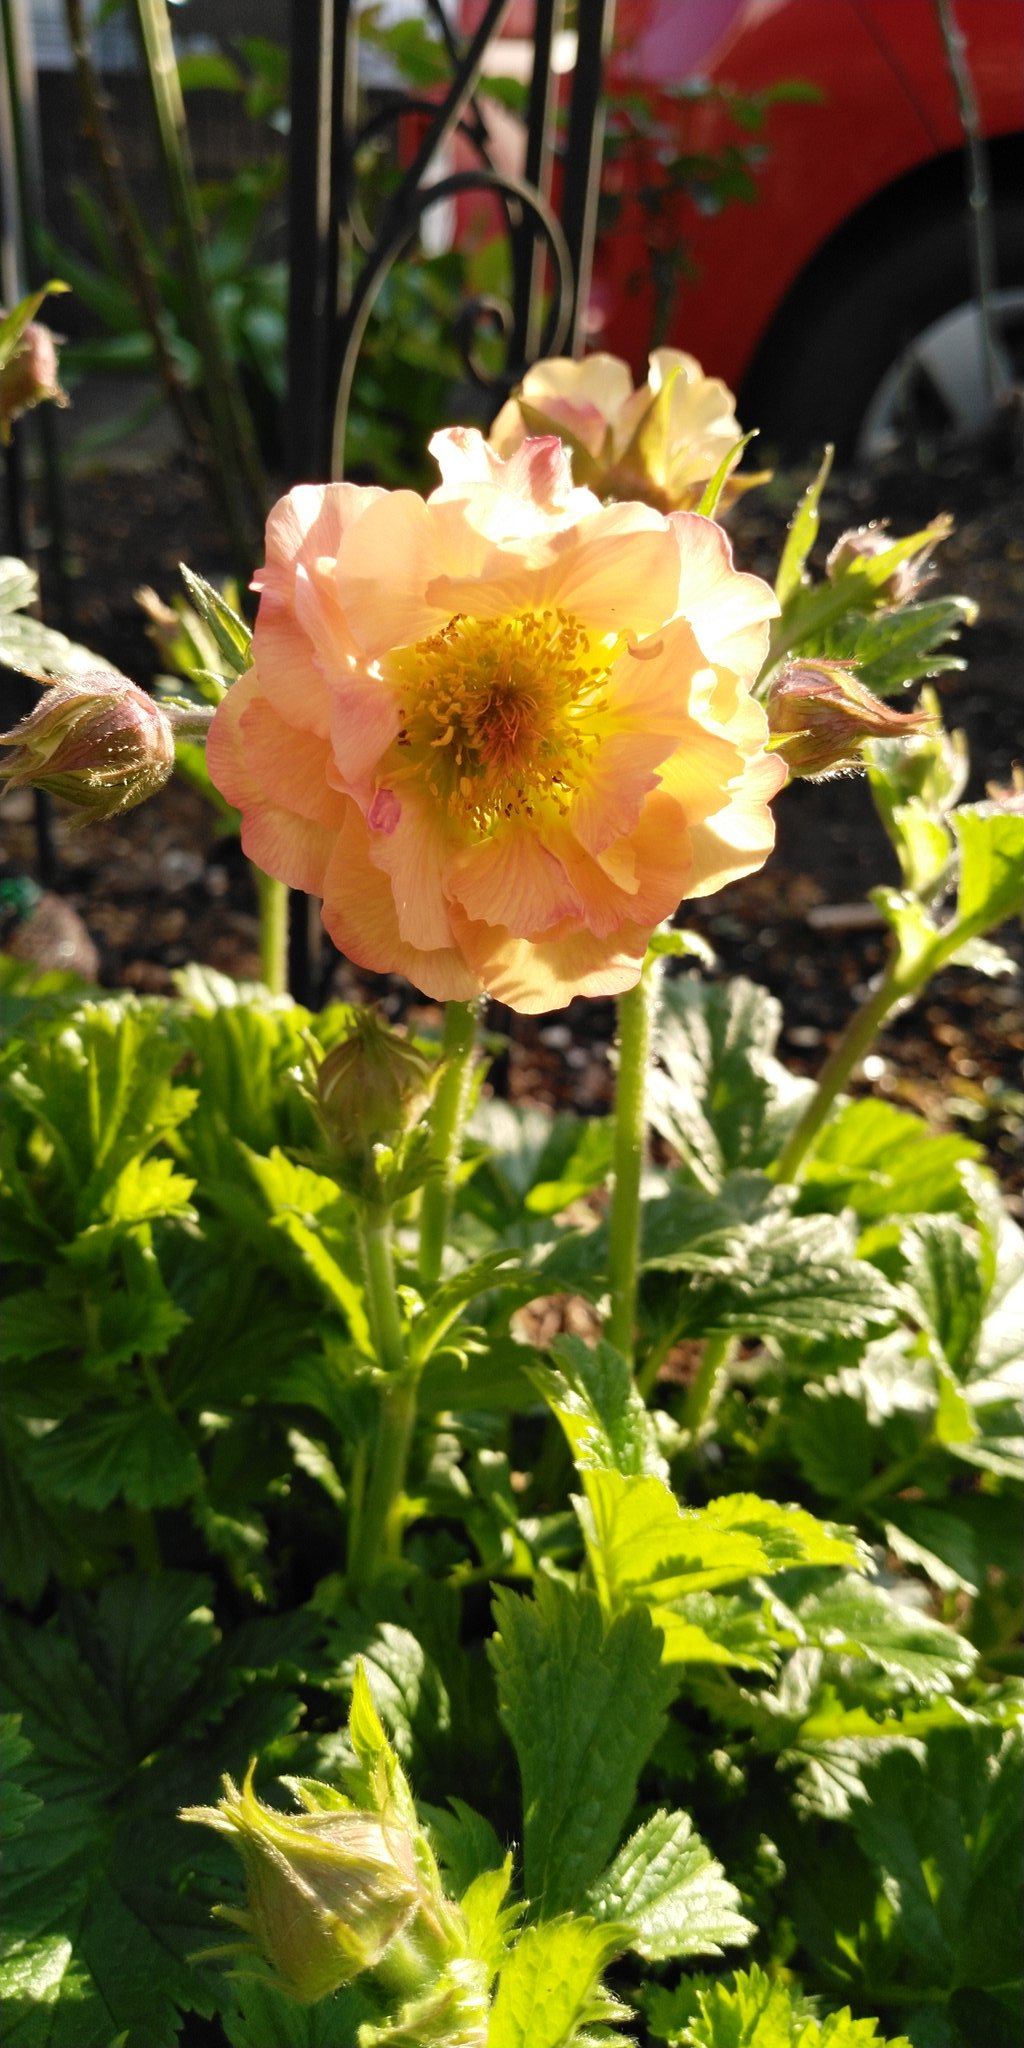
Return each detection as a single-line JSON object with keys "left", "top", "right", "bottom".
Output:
{"left": 681, "top": 1331, "right": 735, "bottom": 1436}
{"left": 348, "top": 1214, "right": 416, "bottom": 1588}
{"left": 606, "top": 958, "right": 660, "bottom": 1363}
{"left": 418, "top": 998, "right": 481, "bottom": 1288}
{"left": 773, "top": 955, "right": 908, "bottom": 1183}
{"left": 254, "top": 870, "right": 290, "bottom": 998}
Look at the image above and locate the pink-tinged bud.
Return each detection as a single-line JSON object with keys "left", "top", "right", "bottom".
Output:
{"left": 0, "top": 671, "right": 175, "bottom": 822}
{"left": 0, "top": 320, "right": 68, "bottom": 443}
{"left": 825, "top": 519, "right": 944, "bottom": 605}
{"left": 766, "top": 660, "right": 935, "bottom": 780}
{"left": 984, "top": 766, "right": 1024, "bottom": 816}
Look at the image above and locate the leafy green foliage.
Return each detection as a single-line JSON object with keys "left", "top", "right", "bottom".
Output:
{"left": 490, "top": 1577, "right": 676, "bottom": 1916}
{"left": 0, "top": 556, "right": 107, "bottom": 680}
{"left": 489, "top": 1917, "right": 630, "bottom": 2048}
{"left": 793, "top": 1730, "right": 1024, "bottom": 2045}
{"left": 646, "top": 1964, "right": 911, "bottom": 2045}
{"left": 587, "top": 1809, "right": 753, "bottom": 1961}
{"left": 647, "top": 977, "right": 811, "bottom": 1190}
{"left": 1, "top": 932, "right": 1017, "bottom": 2046}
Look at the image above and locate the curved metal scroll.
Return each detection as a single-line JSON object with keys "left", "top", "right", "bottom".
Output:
{"left": 287, "top": 0, "right": 617, "bottom": 486}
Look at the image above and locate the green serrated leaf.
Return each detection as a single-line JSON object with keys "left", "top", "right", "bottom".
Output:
{"left": 587, "top": 1808, "right": 753, "bottom": 1961}
{"left": 0, "top": 1717, "right": 40, "bottom": 1844}
{"left": 952, "top": 806, "right": 1024, "bottom": 938}
{"left": 489, "top": 1578, "right": 676, "bottom": 1916}
{"left": 534, "top": 1334, "right": 668, "bottom": 1479}
{"left": 578, "top": 1471, "right": 859, "bottom": 1639}
{"left": 798, "top": 1576, "right": 976, "bottom": 1695}
{"left": 795, "top": 1729, "right": 1024, "bottom": 2030}
{"left": 489, "top": 1916, "right": 629, "bottom": 2048}
{"left": 648, "top": 977, "right": 811, "bottom": 1191}
{"left": 798, "top": 1099, "right": 981, "bottom": 1222}
{"left": 645, "top": 1961, "right": 911, "bottom": 2045}
{"left": 25, "top": 1406, "right": 202, "bottom": 1511}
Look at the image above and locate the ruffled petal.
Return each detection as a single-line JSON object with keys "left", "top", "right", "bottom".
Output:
{"left": 450, "top": 904, "right": 648, "bottom": 1013}
{"left": 426, "top": 506, "right": 679, "bottom": 638}
{"left": 206, "top": 670, "right": 343, "bottom": 896}
{"left": 334, "top": 490, "right": 454, "bottom": 656}
{"left": 255, "top": 483, "right": 385, "bottom": 735}
{"left": 326, "top": 674, "right": 401, "bottom": 801}
{"left": 670, "top": 512, "right": 778, "bottom": 673}
{"left": 365, "top": 794, "right": 457, "bottom": 951}
{"left": 321, "top": 812, "right": 480, "bottom": 1001}
{"left": 447, "top": 825, "right": 583, "bottom": 936}
{"left": 684, "top": 750, "right": 787, "bottom": 899}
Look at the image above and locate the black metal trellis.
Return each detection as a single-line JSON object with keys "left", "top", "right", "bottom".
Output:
{"left": 284, "top": 0, "right": 616, "bottom": 996}
{"left": 286, "top": 0, "right": 616, "bottom": 483}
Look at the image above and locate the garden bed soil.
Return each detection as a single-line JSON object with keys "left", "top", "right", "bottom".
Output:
{"left": 3, "top": 437, "right": 1023, "bottom": 1214}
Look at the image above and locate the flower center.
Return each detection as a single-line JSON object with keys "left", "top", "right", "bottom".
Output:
{"left": 384, "top": 607, "right": 621, "bottom": 833}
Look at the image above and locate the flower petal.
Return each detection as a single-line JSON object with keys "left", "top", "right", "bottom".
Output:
{"left": 366, "top": 795, "right": 457, "bottom": 951}
{"left": 321, "top": 811, "right": 480, "bottom": 1001}
{"left": 447, "top": 826, "right": 583, "bottom": 936}
{"left": 670, "top": 512, "right": 778, "bottom": 673}
{"left": 450, "top": 904, "right": 648, "bottom": 1013}
{"left": 255, "top": 483, "right": 385, "bottom": 735}
{"left": 207, "top": 669, "right": 344, "bottom": 896}
{"left": 426, "top": 505, "right": 679, "bottom": 637}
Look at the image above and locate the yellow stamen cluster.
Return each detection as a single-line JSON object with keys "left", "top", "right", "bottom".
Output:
{"left": 385, "top": 608, "right": 621, "bottom": 832}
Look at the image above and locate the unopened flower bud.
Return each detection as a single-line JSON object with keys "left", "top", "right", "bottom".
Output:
{"left": 984, "top": 765, "right": 1024, "bottom": 816}
{"left": 0, "top": 319, "right": 68, "bottom": 443}
{"left": 182, "top": 1766, "right": 424, "bottom": 2004}
{"left": 766, "top": 660, "right": 934, "bottom": 780}
{"left": 0, "top": 671, "right": 175, "bottom": 823}
{"left": 316, "top": 1012, "right": 439, "bottom": 1159}
{"left": 826, "top": 518, "right": 946, "bottom": 605}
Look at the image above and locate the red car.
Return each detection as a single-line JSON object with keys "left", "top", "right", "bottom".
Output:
{"left": 471, "top": 0, "right": 1024, "bottom": 456}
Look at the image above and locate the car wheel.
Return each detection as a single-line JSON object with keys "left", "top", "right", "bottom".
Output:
{"left": 739, "top": 194, "right": 1024, "bottom": 460}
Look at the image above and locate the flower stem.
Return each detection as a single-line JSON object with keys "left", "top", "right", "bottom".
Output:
{"left": 681, "top": 1331, "right": 735, "bottom": 1436}
{"left": 349, "top": 1213, "right": 416, "bottom": 1589}
{"left": 773, "top": 955, "right": 909, "bottom": 1183}
{"left": 254, "top": 868, "right": 290, "bottom": 997}
{"left": 607, "top": 959, "right": 660, "bottom": 1364}
{"left": 418, "top": 998, "right": 481, "bottom": 1288}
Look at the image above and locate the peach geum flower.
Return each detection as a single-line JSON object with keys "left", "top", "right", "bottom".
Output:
{"left": 207, "top": 429, "right": 784, "bottom": 1013}
{"left": 489, "top": 348, "right": 760, "bottom": 513}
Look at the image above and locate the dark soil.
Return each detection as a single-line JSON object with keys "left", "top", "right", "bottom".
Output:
{"left": 3, "top": 438, "right": 1022, "bottom": 1213}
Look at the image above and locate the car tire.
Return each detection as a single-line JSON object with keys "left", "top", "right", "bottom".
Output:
{"left": 739, "top": 191, "right": 1024, "bottom": 461}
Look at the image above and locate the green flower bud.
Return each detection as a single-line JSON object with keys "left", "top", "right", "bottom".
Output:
{"left": 315, "top": 1012, "right": 439, "bottom": 1160}
{"left": 182, "top": 1765, "right": 424, "bottom": 2004}
{"left": 766, "top": 659, "right": 934, "bottom": 780}
{"left": 0, "top": 671, "right": 175, "bottom": 822}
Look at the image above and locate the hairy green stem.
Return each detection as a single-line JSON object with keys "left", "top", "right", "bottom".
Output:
{"left": 348, "top": 1215, "right": 416, "bottom": 1589}
{"left": 418, "top": 998, "right": 481, "bottom": 1288}
{"left": 607, "top": 961, "right": 660, "bottom": 1363}
{"left": 773, "top": 956, "right": 908, "bottom": 1183}
{"left": 681, "top": 1330, "right": 736, "bottom": 1436}
{"left": 254, "top": 870, "right": 289, "bottom": 998}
